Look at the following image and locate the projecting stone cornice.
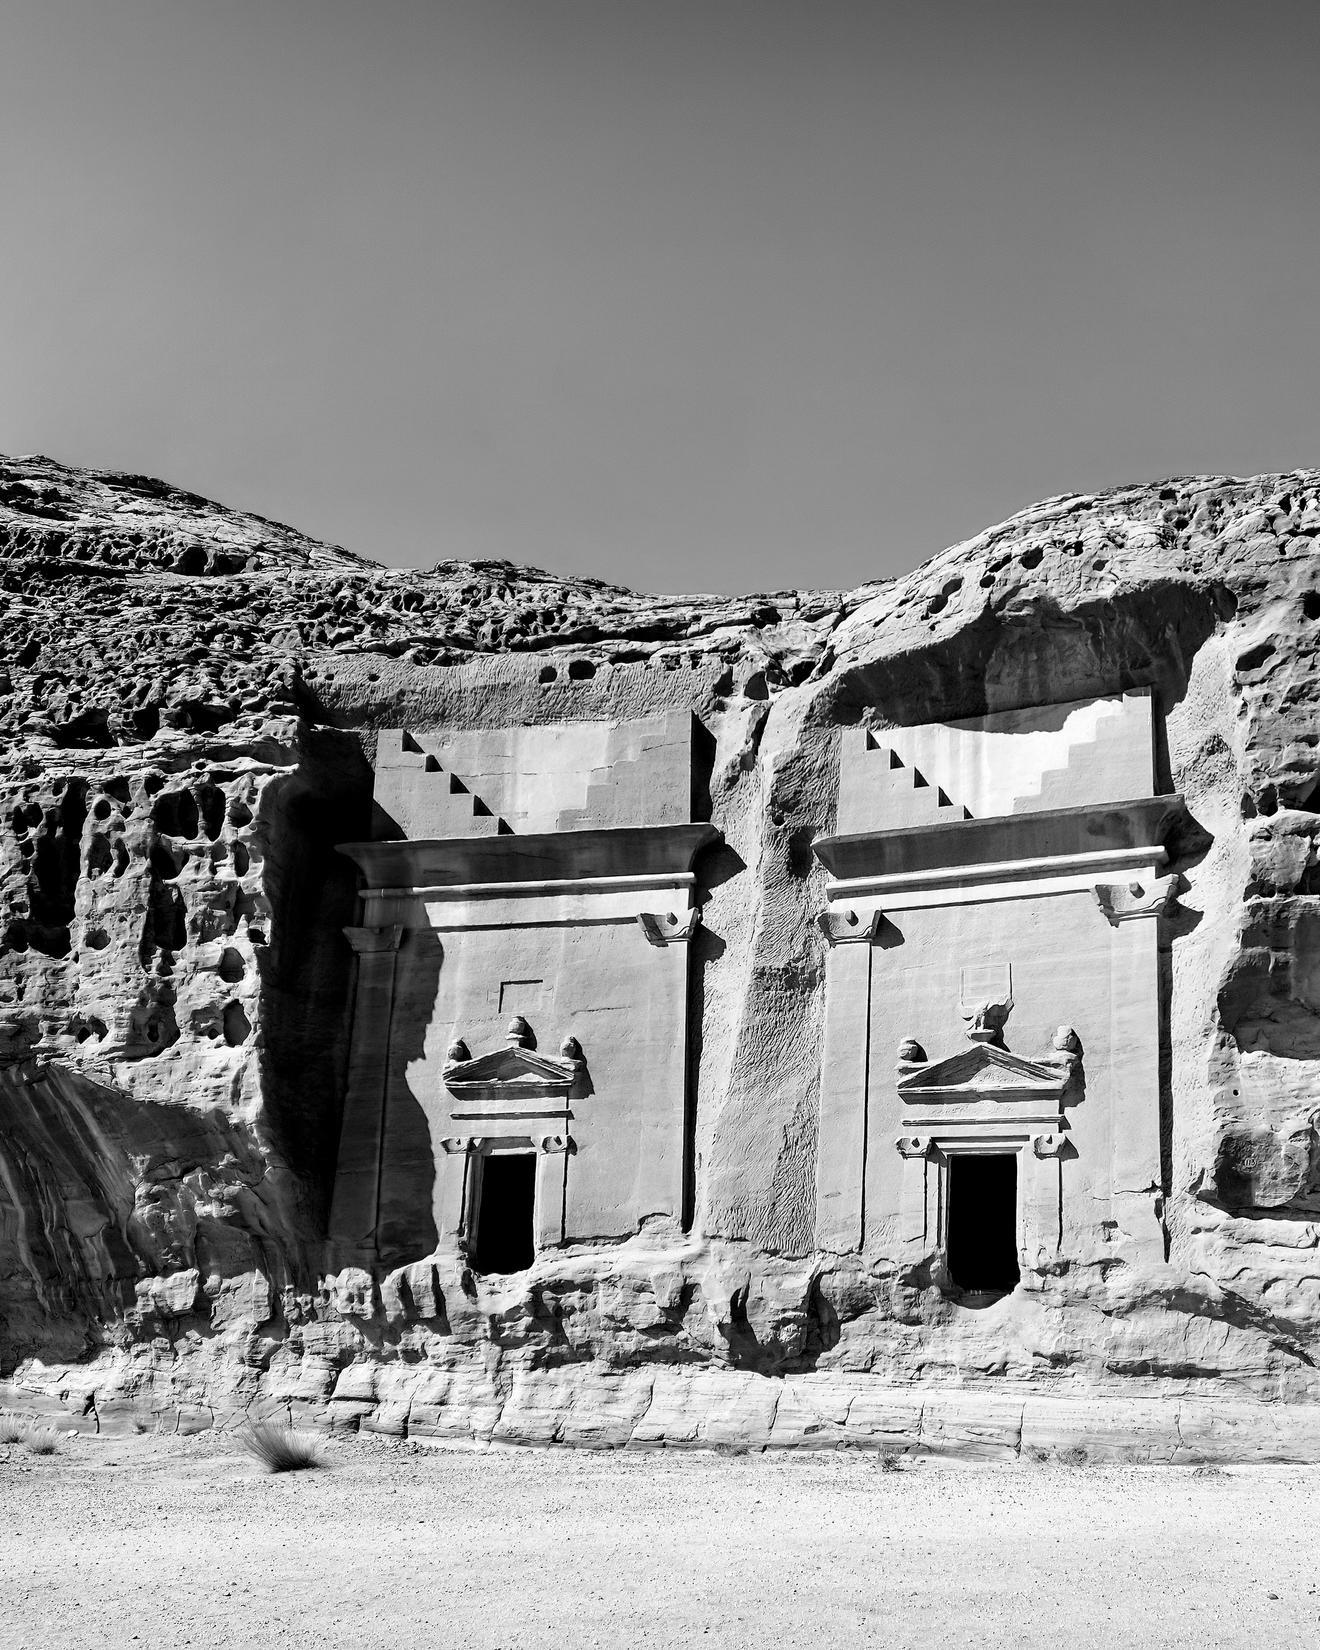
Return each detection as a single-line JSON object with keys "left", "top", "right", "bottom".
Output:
{"left": 813, "top": 795, "right": 1187, "bottom": 898}
{"left": 337, "top": 821, "right": 719, "bottom": 894}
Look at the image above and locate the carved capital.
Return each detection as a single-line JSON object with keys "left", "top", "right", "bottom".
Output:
{"left": 896, "top": 1134, "right": 932, "bottom": 1159}
{"left": 439, "top": 1136, "right": 481, "bottom": 1155}
{"left": 1092, "top": 875, "right": 1177, "bottom": 925}
{"left": 536, "top": 1134, "right": 575, "bottom": 1155}
{"left": 637, "top": 909, "right": 701, "bottom": 947}
{"left": 1032, "top": 1132, "right": 1066, "bottom": 1159}
{"left": 816, "top": 908, "right": 882, "bottom": 946}
{"left": 344, "top": 924, "right": 404, "bottom": 955}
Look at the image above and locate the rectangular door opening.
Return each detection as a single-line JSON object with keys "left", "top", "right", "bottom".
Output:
{"left": 946, "top": 1153, "right": 1020, "bottom": 1299}
{"left": 471, "top": 1152, "right": 537, "bottom": 1275}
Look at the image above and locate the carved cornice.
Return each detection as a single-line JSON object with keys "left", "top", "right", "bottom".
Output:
{"left": 1092, "top": 874, "right": 1178, "bottom": 925}
{"left": 338, "top": 822, "right": 720, "bottom": 892}
{"left": 637, "top": 909, "right": 702, "bottom": 947}
{"left": 813, "top": 796, "right": 1186, "bottom": 884}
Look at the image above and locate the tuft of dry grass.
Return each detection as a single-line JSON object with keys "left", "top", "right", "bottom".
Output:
{"left": 20, "top": 1426, "right": 59, "bottom": 1455}
{"left": 241, "top": 1421, "right": 324, "bottom": 1474}
{"left": 0, "top": 1414, "right": 25, "bottom": 1445}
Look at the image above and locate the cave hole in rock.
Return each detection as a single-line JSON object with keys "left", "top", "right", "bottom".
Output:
{"left": 154, "top": 789, "right": 200, "bottom": 840}
{"left": 222, "top": 1001, "right": 251, "bottom": 1046}
{"left": 197, "top": 785, "right": 226, "bottom": 841}
{"left": 946, "top": 1154, "right": 1020, "bottom": 1299}
{"left": 471, "top": 1152, "right": 536, "bottom": 1275}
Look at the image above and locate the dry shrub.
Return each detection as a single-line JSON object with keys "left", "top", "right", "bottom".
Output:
{"left": 0, "top": 1415, "right": 24, "bottom": 1445}
{"left": 20, "top": 1426, "right": 59, "bottom": 1455}
{"left": 242, "top": 1421, "right": 323, "bottom": 1474}
{"left": 876, "top": 1452, "right": 904, "bottom": 1473}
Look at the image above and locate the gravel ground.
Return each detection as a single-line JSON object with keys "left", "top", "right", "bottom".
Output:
{"left": 1, "top": 1431, "right": 1317, "bottom": 1649}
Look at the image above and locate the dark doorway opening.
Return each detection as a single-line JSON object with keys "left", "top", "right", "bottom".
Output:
{"left": 946, "top": 1154, "right": 1020, "bottom": 1297}
{"left": 472, "top": 1152, "right": 536, "bottom": 1274}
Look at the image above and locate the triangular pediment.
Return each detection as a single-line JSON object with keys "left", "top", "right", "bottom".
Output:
{"left": 444, "top": 1046, "right": 577, "bottom": 1092}
{"left": 897, "top": 1043, "right": 1066, "bottom": 1101}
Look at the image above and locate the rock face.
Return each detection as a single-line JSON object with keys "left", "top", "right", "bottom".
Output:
{"left": 5, "top": 451, "right": 1320, "bottom": 1451}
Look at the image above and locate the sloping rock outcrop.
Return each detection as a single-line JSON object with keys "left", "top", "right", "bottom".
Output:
{"left": 4, "top": 452, "right": 1320, "bottom": 1455}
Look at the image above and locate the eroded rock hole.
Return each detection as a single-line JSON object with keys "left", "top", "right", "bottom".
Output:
{"left": 153, "top": 789, "right": 200, "bottom": 839}
{"left": 197, "top": 785, "right": 225, "bottom": 841}
{"left": 150, "top": 840, "right": 183, "bottom": 880}
{"left": 471, "top": 1152, "right": 536, "bottom": 1275}
{"left": 222, "top": 1001, "right": 251, "bottom": 1046}
{"left": 946, "top": 1154, "right": 1020, "bottom": 1300}
{"left": 28, "top": 781, "right": 88, "bottom": 957}
{"left": 86, "top": 835, "right": 114, "bottom": 877}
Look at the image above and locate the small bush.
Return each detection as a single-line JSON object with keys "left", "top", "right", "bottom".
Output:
{"left": 20, "top": 1427, "right": 59, "bottom": 1456}
{"left": 242, "top": 1422, "right": 323, "bottom": 1474}
{"left": 0, "top": 1415, "right": 24, "bottom": 1445}
{"left": 876, "top": 1452, "right": 904, "bottom": 1473}
{"left": 1191, "top": 1462, "right": 1226, "bottom": 1478}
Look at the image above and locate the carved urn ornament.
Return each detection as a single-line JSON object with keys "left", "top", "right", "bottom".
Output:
{"left": 961, "top": 996, "right": 1014, "bottom": 1047}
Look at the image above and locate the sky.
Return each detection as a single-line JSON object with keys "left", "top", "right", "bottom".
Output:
{"left": 2, "top": 0, "right": 1319, "bottom": 594}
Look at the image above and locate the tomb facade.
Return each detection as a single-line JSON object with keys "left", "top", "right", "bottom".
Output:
{"left": 329, "top": 711, "right": 716, "bottom": 1271}
{"left": 814, "top": 690, "right": 1183, "bottom": 1297}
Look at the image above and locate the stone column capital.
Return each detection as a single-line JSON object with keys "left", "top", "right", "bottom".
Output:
{"left": 817, "top": 908, "right": 883, "bottom": 947}
{"left": 637, "top": 909, "right": 701, "bottom": 947}
{"left": 1092, "top": 875, "right": 1177, "bottom": 925}
{"left": 344, "top": 924, "right": 405, "bottom": 955}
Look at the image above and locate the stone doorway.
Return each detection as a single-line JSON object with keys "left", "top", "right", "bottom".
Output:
{"left": 471, "top": 1151, "right": 537, "bottom": 1274}
{"left": 946, "top": 1154, "right": 1020, "bottom": 1301}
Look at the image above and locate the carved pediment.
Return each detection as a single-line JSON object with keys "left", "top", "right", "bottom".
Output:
{"left": 443, "top": 1045, "right": 579, "bottom": 1099}
{"left": 897, "top": 1043, "right": 1070, "bottom": 1104}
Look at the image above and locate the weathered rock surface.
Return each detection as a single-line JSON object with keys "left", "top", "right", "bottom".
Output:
{"left": 5, "top": 451, "right": 1320, "bottom": 1455}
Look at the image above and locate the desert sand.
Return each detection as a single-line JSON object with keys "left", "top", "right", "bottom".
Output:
{"left": 1, "top": 1434, "right": 1316, "bottom": 1650}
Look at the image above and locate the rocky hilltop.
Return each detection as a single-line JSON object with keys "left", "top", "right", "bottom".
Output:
{"left": 3, "top": 452, "right": 1320, "bottom": 1458}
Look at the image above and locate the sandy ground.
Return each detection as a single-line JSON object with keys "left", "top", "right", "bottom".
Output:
{"left": 1, "top": 1432, "right": 1317, "bottom": 1649}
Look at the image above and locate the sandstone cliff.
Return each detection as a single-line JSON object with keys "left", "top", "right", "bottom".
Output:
{"left": 3, "top": 452, "right": 1320, "bottom": 1454}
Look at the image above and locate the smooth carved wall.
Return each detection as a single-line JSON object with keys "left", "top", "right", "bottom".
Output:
{"left": 815, "top": 689, "right": 1178, "bottom": 1287}
{"left": 330, "top": 712, "right": 714, "bottom": 1268}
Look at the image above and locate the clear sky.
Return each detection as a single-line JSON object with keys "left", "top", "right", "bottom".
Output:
{"left": 2, "top": 0, "right": 1318, "bottom": 593}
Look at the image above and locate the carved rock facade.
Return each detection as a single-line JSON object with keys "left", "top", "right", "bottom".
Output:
{"left": 5, "top": 454, "right": 1320, "bottom": 1453}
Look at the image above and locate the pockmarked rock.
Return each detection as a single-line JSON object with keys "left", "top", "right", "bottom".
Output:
{"left": 5, "top": 452, "right": 1320, "bottom": 1458}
